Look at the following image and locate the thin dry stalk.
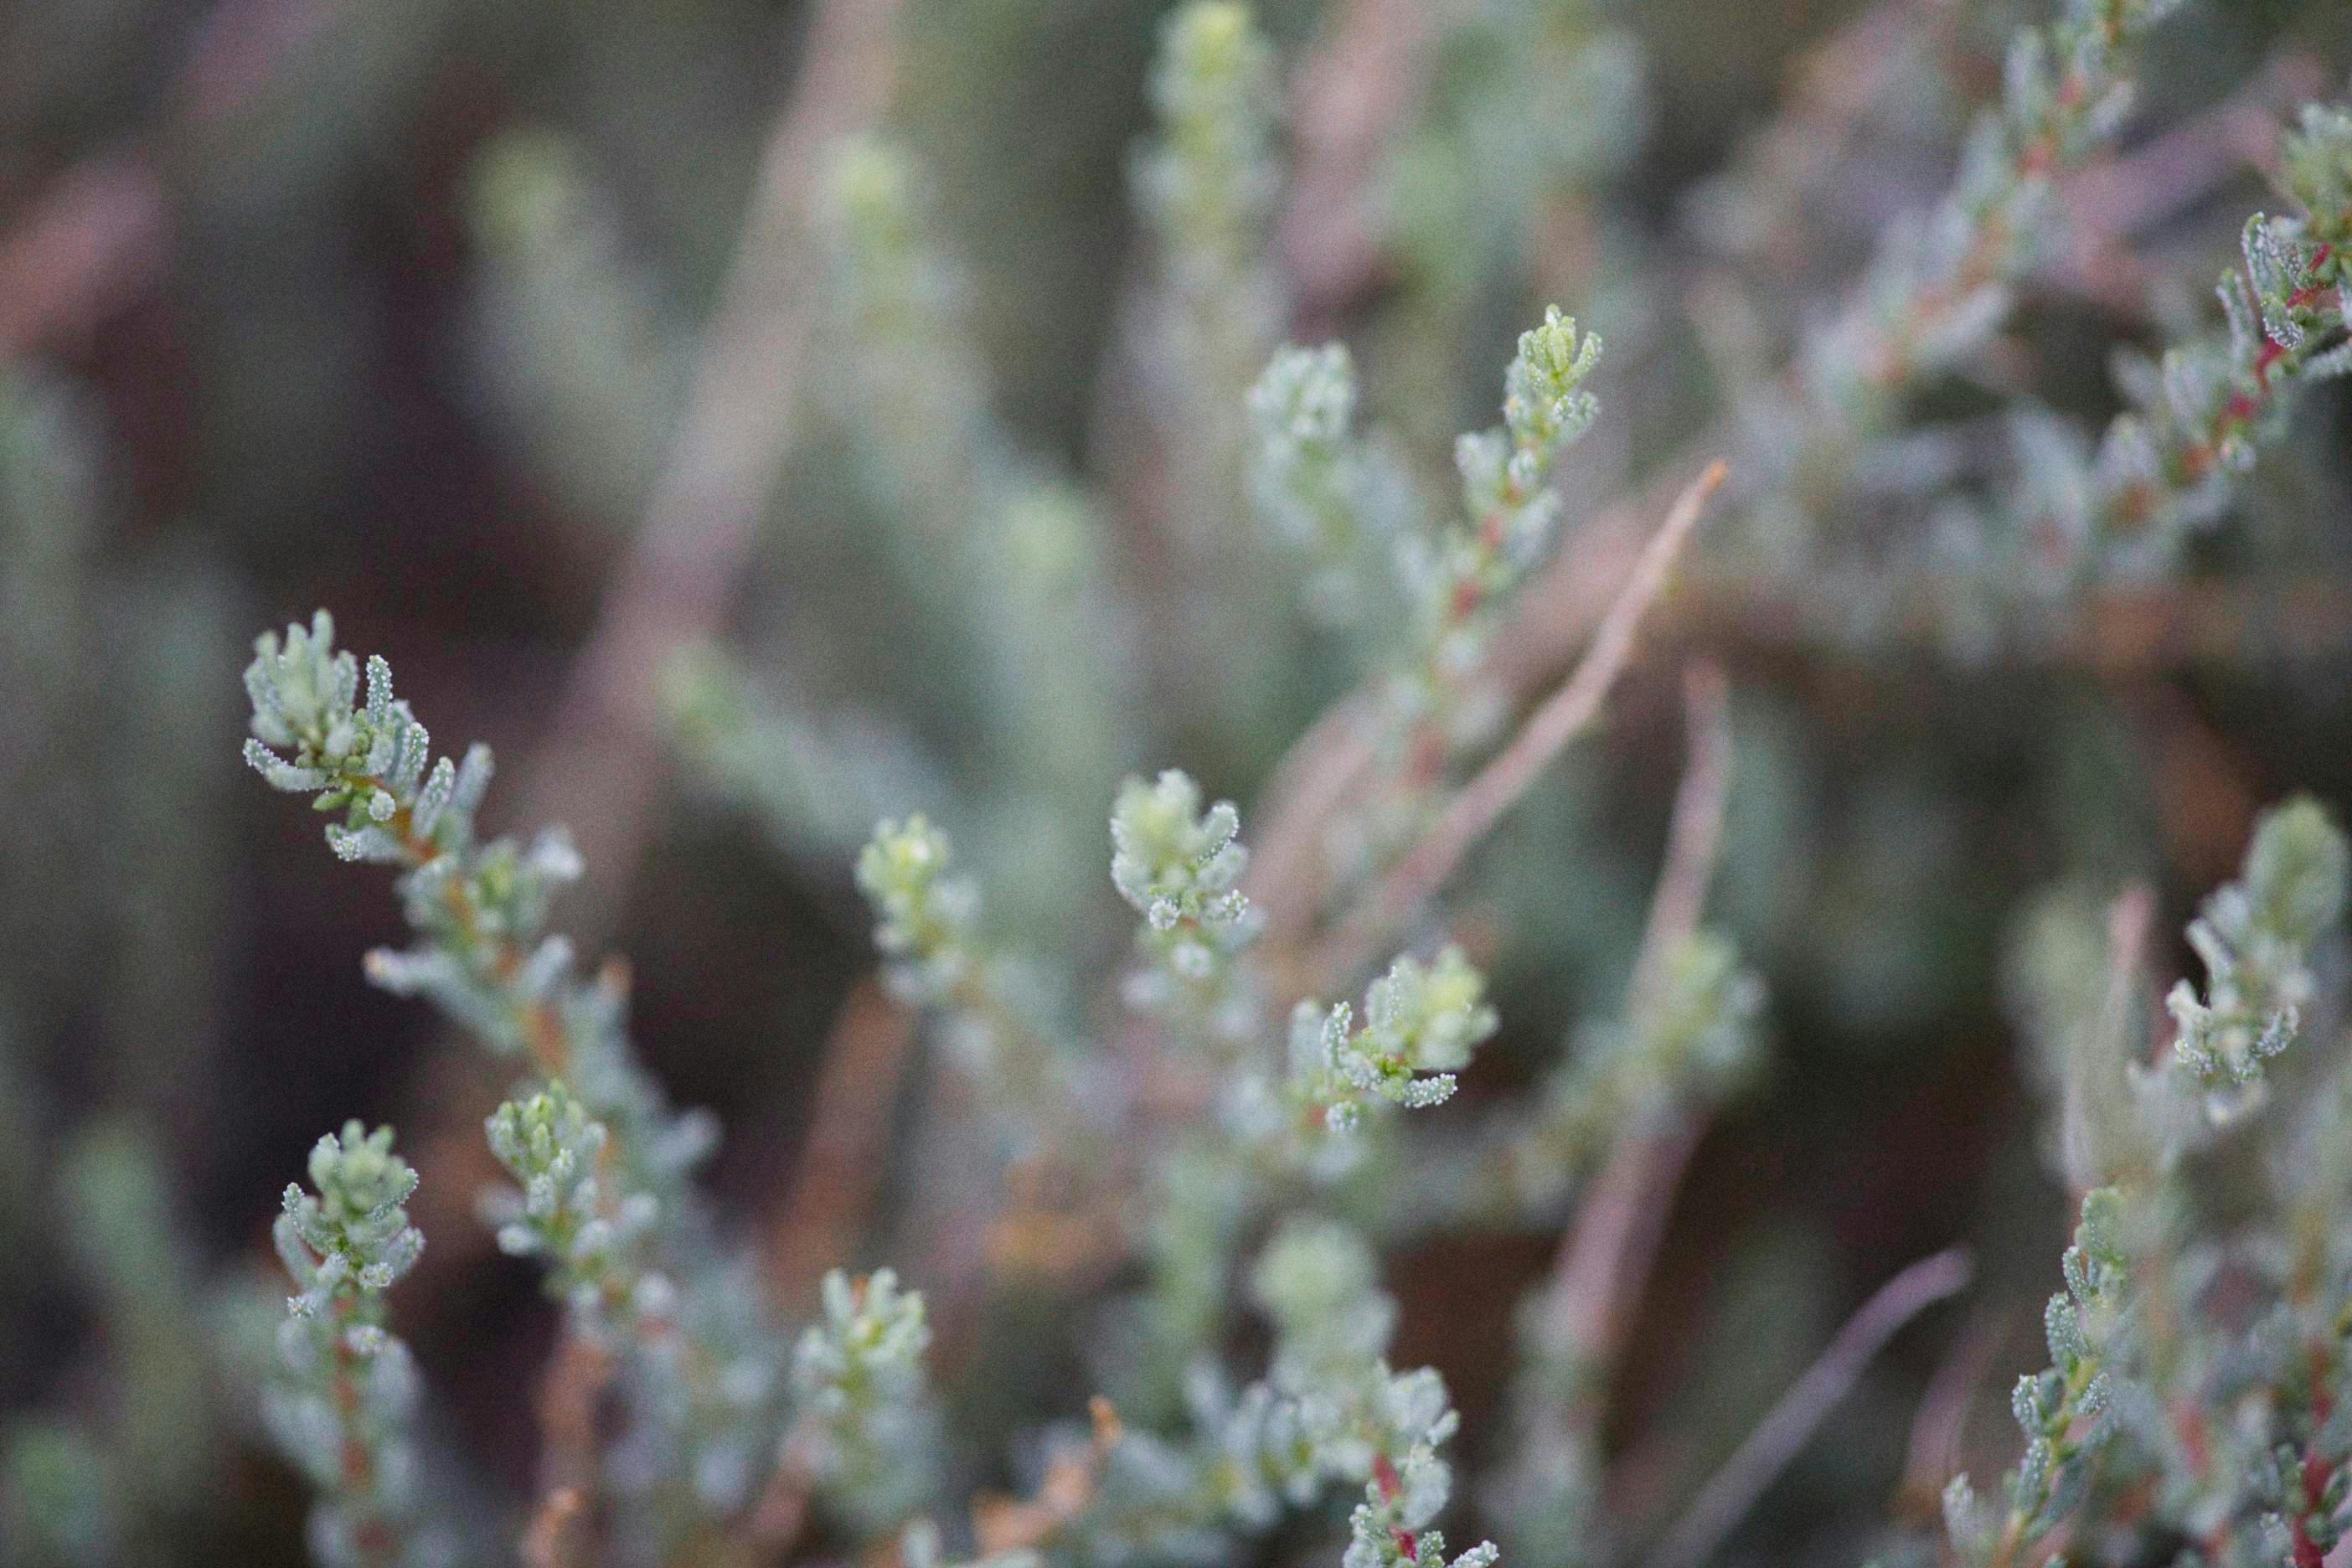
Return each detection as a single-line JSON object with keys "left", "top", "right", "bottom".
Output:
{"left": 1307, "top": 461, "right": 1728, "bottom": 983}
{"left": 527, "top": 1332, "right": 611, "bottom": 1568}
{"left": 1277, "top": 0, "right": 1452, "bottom": 328}
{"left": 766, "top": 977, "right": 918, "bottom": 1308}
{"left": 1896, "top": 1304, "right": 2011, "bottom": 1519}
{"left": 741, "top": 1443, "right": 816, "bottom": 1562}
{"left": 1629, "top": 662, "right": 1736, "bottom": 1008}
{"left": 1543, "top": 650, "right": 1740, "bottom": 1359}
{"left": 1246, "top": 688, "right": 1385, "bottom": 943}
{"left": 524, "top": 1486, "right": 590, "bottom": 1568}
{"left": 1643, "top": 1248, "right": 1974, "bottom": 1568}
{"left": 1547, "top": 1114, "right": 1708, "bottom": 1372}
{"left": 517, "top": 0, "right": 905, "bottom": 937}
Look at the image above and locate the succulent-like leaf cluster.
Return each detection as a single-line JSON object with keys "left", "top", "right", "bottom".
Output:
{"left": 1073, "top": 1220, "right": 1497, "bottom": 1568}
{"left": 1303, "top": 948, "right": 1499, "bottom": 1128}
{"left": 859, "top": 817, "right": 983, "bottom": 1006}
{"left": 1942, "top": 1188, "right": 2134, "bottom": 1568}
{"left": 1131, "top": 2, "right": 1279, "bottom": 288}
{"left": 482, "top": 1083, "right": 660, "bottom": 1328}
{"left": 266, "top": 1123, "right": 445, "bottom": 1568}
{"left": 1411, "top": 308, "right": 1603, "bottom": 683}
{"left": 1815, "top": 0, "right": 2188, "bottom": 410}
{"left": 855, "top": 816, "right": 1081, "bottom": 1142}
{"left": 1112, "top": 771, "right": 1263, "bottom": 1054}
{"left": 788, "top": 1269, "right": 941, "bottom": 1537}
{"left": 2166, "top": 797, "right": 2348, "bottom": 1092}
{"left": 245, "top": 616, "right": 787, "bottom": 1551}
{"left": 1927, "top": 800, "right": 2352, "bottom": 1568}
{"left": 195, "top": 16, "right": 2352, "bottom": 1568}
{"left": 811, "top": 132, "right": 1132, "bottom": 890}
{"left": 245, "top": 615, "right": 456, "bottom": 865}
{"left": 2010, "top": 103, "right": 2352, "bottom": 591}
{"left": 1246, "top": 344, "right": 1416, "bottom": 627}
{"left": 1111, "top": 771, "right": 1251, "bottom": 938}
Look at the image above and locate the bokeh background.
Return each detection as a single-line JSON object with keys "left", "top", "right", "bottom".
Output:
{"left": 9, "top": 0, "right": 2352, "bottom": 1562}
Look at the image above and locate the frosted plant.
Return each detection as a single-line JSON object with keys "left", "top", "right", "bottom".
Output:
{"left": 1280, "top": 305, "right": 1607, "bottom": 913}
{"left": 1112, "top": 770, "right": 1262, "bottom": 1052}
{"left": 2164, "top": 797, "right": 2347, "bottom": 1096}
{"left": 812, "top": 133, "right": 1005, "bottom": 565}
{"left": 1921, "top": 797, "right": 2352, "bottom": 1568}
{"left": 1100, "top": 782, "right": 1503, "bottom": 1436}
{"left": 662, "top": 645, "right": 939, "bottom": 861}
{"left": 655, "top": 134, "right": 1126, "bottom": 941}
{"left": 481, "top": 1083, "right": 663, "bottom": 1331}
{"left": 265, "top": 1122, "right": 446, "bottom": 1568}
{"left": 137, "top": 20, "right": 2352, "bottom": 1568}
{"left": 1808, "top": 0, "right": 2190, "bottom": 421}
{"left": 1111, "top": 770, "right": 1251, "bottom": 937}
{"left": 243, "top": 612, "right": 787, "bottom": 1551}
{"left": 1246, "top": 343, "right": 1416, "bottom": 627}
{"left": 1250, "top": 1219, "right": 1398, "bottom": 1376}
{"left": 1405, "top": 306, "right": 1602, "bottom": 695}
{"left": 2007, "top": 101, "right": 2352, "bottom": 593}
{"left": 859, "top": 815, "right": 985, "bottom": 1008}
{"left": 1719, "top": 0, "right": 2195, "bottom": 631}
{"left": 1938, "top": 1188, "right": 2135, "bottom": 1568}
{"left": 465, "top": 128, "right": 685, "bottom": 528}
{"left": 1132, "top": 0, "right": 1278, "bottom": 297}
{"left": 855, "top": 815, "right": 1090, "bottom": 1148}
{"left": 1300, "top": 947, "right": 1500, "bottom": 1131}
{"left": 787, "top": 1268, "right": 942, "bottom": 1537}
{"left": 812, "top": 136, "right": 1131, "bottom": 839}
{"left": 1252, "top": 1222, "right": 1497, "bottom": 1568}
{"left": 1071, "top": 1220, "right": 1500, "bottom": 1568}
{"left": 1381, "top": 0, "right": 1644, "bottom": 317}
{"left": 1128, "top": 1, "right": 1294, "bottom": 734}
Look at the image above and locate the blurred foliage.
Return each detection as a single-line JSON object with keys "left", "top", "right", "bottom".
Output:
{"left": 9, "top": 0, "right": 2352, "bottom": 1564}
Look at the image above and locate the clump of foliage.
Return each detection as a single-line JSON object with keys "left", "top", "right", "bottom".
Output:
{"left": 16, "top": 3, "right": 2352, "bottom": 1568}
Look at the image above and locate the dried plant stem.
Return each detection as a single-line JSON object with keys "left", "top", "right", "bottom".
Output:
{"left": 765, "top": 977, "right": 916, "bottom": 1307}
{"left": 518, "top": 0, "right": 905, "bottom": 936}
{"left": 1246, "top": 688, "right": 1384, "bottom": 943}
{"left": 1277, "top": 0, "right": 1449, "bottom": 328}
{"left": 531, "top": 1333, "right": 612, "bottom": 1561}
{"left": 1643, "top": 1248, "right": 1974, "bottom": 1568}
{"left": 1896, "top": 1305, "right": 2011, "bottom": 1519}
{"left": 1629, "top": 662, "right": 1736, "bottom": 1007}
{"left": 1539, "top": 652, "right": 1740, "bottom": 1364}
{"left": 522, "top": 1483, "right": 589, "bottom": 1568}
{"left": 1308, "top": 461, "right": 1727, "bottom": 983}
{"left": 1546, "top": 1114, "right": 1707, "bottom": 1372}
